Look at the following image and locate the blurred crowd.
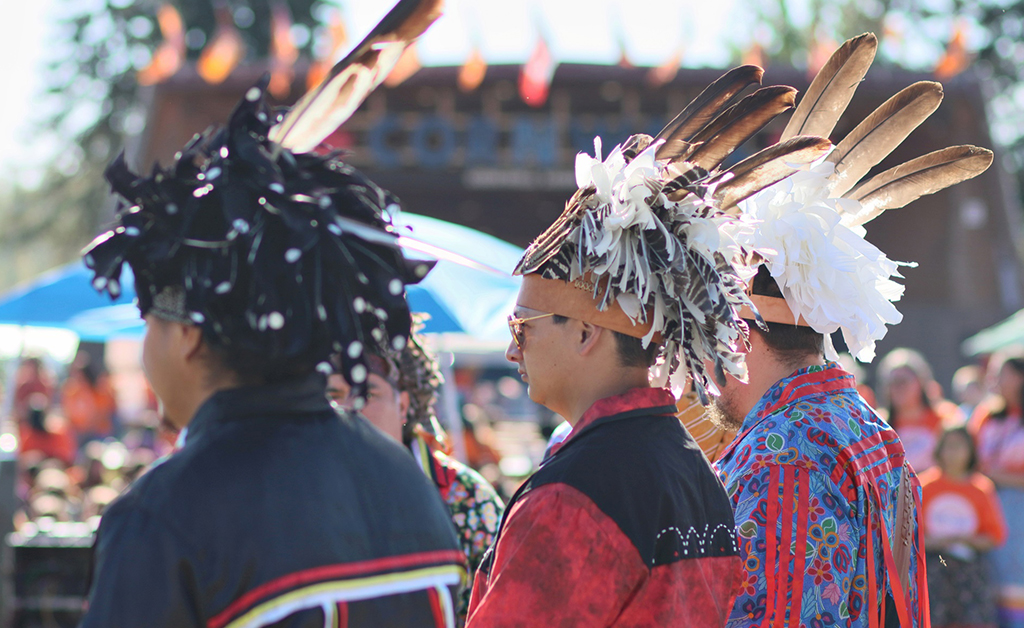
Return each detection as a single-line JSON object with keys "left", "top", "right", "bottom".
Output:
{"left": 7, "top": 352, "right": 173, "bottom": 535}
{"left": 4, "top": 342, "right": 1024, "bottom": 626}
{"left": 3, "top": 352, "right": 547, "bottom": 534}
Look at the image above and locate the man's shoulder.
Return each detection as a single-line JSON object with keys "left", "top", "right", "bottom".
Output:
{"left": 112, "top": 448, "right": 190, "bottom": 509}
{"left": 719, "top": 389, "right": 905, "bottom": 515}
{"left": 744, "top": 392, "right": 886, "bottom": 463}
{"left": 524, "top": 414, "right": 736, "bottom": 566}
{"left": 183, "top": 405, "right": 419, "bottom": 474}
{"left": 94, "top": 461, "right": 194, "bottom": 558}
{"left": 122, "top": 409, "right": 449, "bottom": 536}
{"left": 536, "top": 413, "right": 709, "bottom": 487}
{"left": 100, "top": 441, "right": 223, "bottom": 537}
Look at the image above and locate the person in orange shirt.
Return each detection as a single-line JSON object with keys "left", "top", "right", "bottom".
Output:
{"left": 18, "top": 397, "right": 77, "bottom": 467}
{"left": 921, "top": 426, "right": 1007, "bottom": 628}
{"left": 877, "top": 348, "right": 964, "bottom": 472}
{"left": 60, "top": 355, "right": 117, "bottom": 446}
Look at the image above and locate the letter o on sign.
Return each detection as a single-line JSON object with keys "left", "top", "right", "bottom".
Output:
{"left": 412, "top": 116, "right": 456, "bottom": 169}
{"left": 368, "top": 114, "right": 401, "bottom": 169}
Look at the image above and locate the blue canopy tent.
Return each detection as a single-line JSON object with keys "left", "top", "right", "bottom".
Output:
{"left": 395, "top": 213, "right": 522, "bottom": 350}
{"left": 58, "top": 282, "right": 466, "bottom": 339}
{"left": 0, "top": 264, "right": 136, "bottom": 340}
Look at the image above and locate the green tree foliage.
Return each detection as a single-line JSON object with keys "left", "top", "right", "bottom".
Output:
{"left": 0, "top": 0, "right": 325, "bottom": 288}
{"left": 737, "top": 0, "right": 1024, "bottom": 194}
{"left": 974, "top": 2, "right": 1024, "bottom": 174}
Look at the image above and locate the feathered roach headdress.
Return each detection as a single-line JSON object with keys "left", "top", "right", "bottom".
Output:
{"left": 82, "top": 0, "right": 444, "bottom": 388}
{"left": 727, "top": 33, "right": 993, "bottom": 361}
{"left": 515, "top": 67, "right": 834, "bottom": 401}
{"left": 397, "top": 318, "right": 444, "bottom": 430}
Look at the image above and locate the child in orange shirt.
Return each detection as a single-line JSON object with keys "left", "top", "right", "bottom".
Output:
{"left": 921, "top": 427, "right": 1008, "bottom": 628}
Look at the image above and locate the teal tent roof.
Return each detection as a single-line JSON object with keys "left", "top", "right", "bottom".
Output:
{"left": 963, "top": 310, "right": 1024, "bottom": 356}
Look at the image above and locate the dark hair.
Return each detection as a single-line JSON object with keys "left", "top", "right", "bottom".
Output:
{"left": 331, "top": 350, "right": 399, "bottom": 384}
{"left": 990, "top": 353, "right": 1024, "bottom": 420}
{"left": 748, "top": 266, "right": 824, "bottom": 359}
{"left": 933, "top": 426, "right": 978, "bottom": 473}
{"left": 877, "top": 348, "right": 937, "bottom": 428}
{"left": 86, "top": 81, "right": 425, "bottom": 398}
{"left": 552, "top": 315, "right": 659, "bottom": 368}
{"left": 612, "top": 331, "right": 660, "bottom": 368}
{"left": 26, "top": 394, "right": 50, "bottom": 434}
{"left": 27, "top": 407, "right": 48, "bottom": 434}
{"left": 205, "top": 343, "right": 317, "bottom": 386}
{"left": 78, "top": 362, "right": 100, "bottom": 388}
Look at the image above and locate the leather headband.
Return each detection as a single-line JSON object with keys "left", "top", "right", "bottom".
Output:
{"left": 739, "top": 294, "right": 809, "bottom": 327}
{"left": 517, "top": 274, "right": 659, "bottom": 340}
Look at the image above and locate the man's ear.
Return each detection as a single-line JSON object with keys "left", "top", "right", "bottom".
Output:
{"left": 399, "top": 391, "right": 411, "bottom": 420}
{"left": 744, "top": 325, "right": 765, "bottom": 354}
{"left": 577, "top": 320, "right": 605, "bottom": 357}
{"left": 179, "top": 324, "right": 206, "bottom": 363}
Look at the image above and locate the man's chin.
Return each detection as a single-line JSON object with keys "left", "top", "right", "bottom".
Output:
{"left": 526, "top": 385, "right": 555, "bottom": 415}
{"left": 706, "top": 400, "right": 743, "bottom": 432}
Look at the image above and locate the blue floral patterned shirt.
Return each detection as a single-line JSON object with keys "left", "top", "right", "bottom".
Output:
{"left": 713, "top": 363, "right": 927, "bottom": 628}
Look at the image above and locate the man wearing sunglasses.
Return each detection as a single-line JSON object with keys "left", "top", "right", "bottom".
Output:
{"left": 465, "top": 271, "right": 743, "bottom": 626}
{"left": 464, "top": 141, "right": 757, "bottom": 626}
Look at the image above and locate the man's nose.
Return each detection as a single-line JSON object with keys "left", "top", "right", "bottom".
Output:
{"left": 506, "top": 340, "right": 522, "bottom": 364}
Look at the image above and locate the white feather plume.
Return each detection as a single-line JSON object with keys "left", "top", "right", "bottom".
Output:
{"left": 736, "top": 159, "right": 912, "bottom": 361}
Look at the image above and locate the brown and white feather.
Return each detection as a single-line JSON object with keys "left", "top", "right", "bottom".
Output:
{"left": 654, "top": 65, "right": 764, "bottom": 162}
{"left": 843, "top": 145, "right": 993, "bottom": 225}
{"left": 826, "top": 81, "right": 943, "bottom": 197}
{"left": 686, "top": 86, "right": 798, "bottom": 171}
{"left": 269, "top": 0, "right": 443, "bottom": 154}
{"left": 712, "top": 135, "right": 834, "bottom": 211}
{"left": 780, "top": 33, "right": 877, "bottom": 142}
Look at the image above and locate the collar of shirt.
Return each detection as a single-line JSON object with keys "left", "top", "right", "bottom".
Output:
{"left": 185, "top": 372, "right": 333, "bottom": 445}
{"left": 548, "top": 387, "right": 676, "bottom": 457}
{"left": 718, "top": 362, "right": 855, "bottom": 462}
{"left": 409, "top": 433, "right": 458, "bottom": 493}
